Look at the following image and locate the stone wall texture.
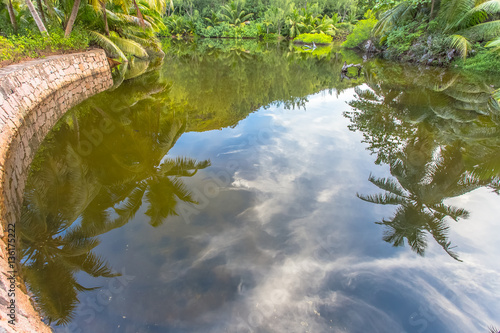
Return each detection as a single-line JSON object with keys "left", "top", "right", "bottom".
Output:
{"left": 0, "top": 50, "right": 113, "bottom": 332}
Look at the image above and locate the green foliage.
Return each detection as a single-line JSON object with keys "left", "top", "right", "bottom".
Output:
{"left": 341, "top": 13, "right": 377, "bottom": 48}
{"left": 220, "top": 0, "right": 253, "bottom": 26}
{"left": 455, "top": 46, "right": 500, "bottom": 73}
{"left": 336, "top": 22, "right": 354, "bottom": 33}
{"left": 0, "top": 36, "right": 15, "bottom": 61}
{"left": 1, "top": 28, "right": 89, "bottom": 62}
{"left": 384, "top": 20, "right": 426, "bottom": 54}
{"left": 373, "top": 0, "right": 500, "bottom": 65}
{"left": 293, "top": 33, "right": 333, "bottom": 44}
{"left": 162, "top": 14, "right": 197, "bottom": 36}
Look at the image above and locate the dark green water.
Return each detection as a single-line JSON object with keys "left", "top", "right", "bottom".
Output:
{"left": 20, "top": 40, "right": 500, "bottom": 333}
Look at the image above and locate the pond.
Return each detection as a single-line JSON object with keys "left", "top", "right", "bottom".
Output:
{"left": 19, "top": 40, "right": 500, "bottom": 332}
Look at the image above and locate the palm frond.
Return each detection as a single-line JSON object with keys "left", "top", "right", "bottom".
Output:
{"left": 357, "top": 192, "right": 407, "bottom": 205}
{"left": 69, "top": 252, "right": 117, "bottom": 277}
{"left": 488, "top": 326, "right": 499, "bottom": 333}
{"left": 432, "top": 203, "right": 470, "bottom": 221}
{"left": 452, "top": 0, "right": 500, "bottom": 31}
{"left": 367, "top": 174, "right": 407, "bottom": 197}
{"left": 427, "top": 219, "right": 462, "bottom": 261}
{"left": 89, "top": 30, "right": 128, "bottom": 61}
{"left": 486, "top": 36, "right": 500, "bottom": 53}
{"left": 373, "top": 2, "right": 413, "bottom": 36}
{"left": 439, "top": 0, "right": 475, "bottom": 31}
{"left": 113, "top": 12, "right": 153, "bottom": 29}
{"left": 463, "top": 19, "right": 500, "bottom": 41}
{"left": 447, "top": 34, "right": 472, "bottom": 59}
{"left": 109, "top": 35, "right": 149, "bottom": 58}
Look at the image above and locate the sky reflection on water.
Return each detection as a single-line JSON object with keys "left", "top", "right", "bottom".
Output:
{"left": 60, "top": 91, "right": 500, "bottom": 333}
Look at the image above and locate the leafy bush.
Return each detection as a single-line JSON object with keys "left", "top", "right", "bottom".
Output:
{"left": 341, "top": 13, "right": 377, "bottom": 48}
{"left": 455, "top": 46, "right": 500, "bottom": 73}
{"left": 336, "top": 23, "right": 354, "bottom": 35}
{"left": 294, "top": 33, "right": 333, "bottom": 44}
{"left": 384, "top": 21, "right": 425, "bottom": 55}
{"left": 1, "top": 28, "right": 90, "bottom": 63}
{"left": 0, "top": 36, "right": 15, "bottom": 61}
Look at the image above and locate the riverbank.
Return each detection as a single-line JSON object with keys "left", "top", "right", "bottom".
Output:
{"left": 0, "top": 50, "right": 113, "bottom": 332}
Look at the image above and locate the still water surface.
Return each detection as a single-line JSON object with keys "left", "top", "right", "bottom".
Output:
{"left": 20, "top": 40, "right": 500, "bottom": 332}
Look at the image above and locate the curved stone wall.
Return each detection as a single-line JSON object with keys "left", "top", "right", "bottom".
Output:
{"left": 0, "top": 50, "right": 113, "bottom": 332}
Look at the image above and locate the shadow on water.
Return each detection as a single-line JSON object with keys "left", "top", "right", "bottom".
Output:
{"left": 18, "top": 39, "right": 500, "bottom": 329}
{"left": 345, "top": 61, "right": 500, "bottom": 261}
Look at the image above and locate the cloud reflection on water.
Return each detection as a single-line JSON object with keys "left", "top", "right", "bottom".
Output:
{"left": 66, "top": 91, "right": 500, "bottom": 333}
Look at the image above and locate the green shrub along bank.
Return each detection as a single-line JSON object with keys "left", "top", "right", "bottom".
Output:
{"left": 455, "top": 47, "right": 500, "bottom": 73}
{"left": 0, "top": 29, "right": 90, "bottom": 63}
{"left": 341, "top": 11, "right": 377, "bottom": 48}
{"left": 293, "top": 33, "right": 333, "bottom": 44}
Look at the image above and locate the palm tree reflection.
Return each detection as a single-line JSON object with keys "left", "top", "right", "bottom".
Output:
{"left": 348, "top": 65, "right": 500, "bottom": 261}
{"left": 19, "top": 72, "right": 210, "bottom": 325}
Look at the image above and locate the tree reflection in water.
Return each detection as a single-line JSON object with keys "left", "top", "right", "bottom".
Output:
{"left": 19, "top": 69, "right": 210, "bottom": 325}
{"left": 346, "top": 63, "right": 500, "bottom": 261}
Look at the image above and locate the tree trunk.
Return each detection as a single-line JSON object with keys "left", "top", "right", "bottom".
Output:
{"left": 43, "top": 0, "right": 55, "bottom": 17}
{"left": 101, "top": 1, "right": 109, "bottom": 36}
{"left": 25, "top": 0, "right": 49, "bottom": 35}
{"left": 430, "top": 0, "right": 435, "bottom": 18}
{"left": 132, "top": 0, "right": 145, "bottom": 29}
{"left": 64, "top": 0, "right": 81, "bottom": 37}
{"left": 36, "top": 0, "right": 46, "bottom": 24}
{"left": 7, "top": 0, "right": 17, "bottom": 32}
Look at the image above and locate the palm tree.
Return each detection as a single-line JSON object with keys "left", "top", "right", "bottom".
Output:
{"left": 288, "top": 9, "right": 304, "bottom": 38}
{"left": 85, "top": 0, "right": 165, "bottom": 61}
{"left": 4, "top": 0, "right": 18, "bottom": 31}
{"left": 311, "top": 14, "right": 337, "bottom": 36}
{"left": 440, "top": 0, "right": 500, "bottom": 58}
{"left": 64, "top": 0, "right": 82, "bottom": 37}
{"left": 204, "top": 10, "right": 221, "bottom": 28}
{"left": 24, "top": 0, "right": 48, "bottom": 35}
{"left": 220, "top": 0, "right": 253, "bottom": 27}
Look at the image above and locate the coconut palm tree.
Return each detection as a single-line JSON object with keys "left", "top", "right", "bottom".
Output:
{"left": 24, "top": 0, "right": 48, "bottom": 35}
{"left": 220, "top": 0, "right": 253, "bottom": 27}
{"left": 83, "top": 0, "right": 165, "bottom": 61}
{"left": 19, "top": 72, "right": 211, "bottom": 324}
{"left": 3, "top": 0, "right": 18, "bottom": 31}
{"left": 288, "top": 9, "right": 304, "bottom": 38}
{"left": 64, "top": 0, "right": 81, "bottom": 37}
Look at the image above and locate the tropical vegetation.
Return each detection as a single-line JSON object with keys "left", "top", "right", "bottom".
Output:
{"left": 341, "top": 0, "right": 500, "bottom": 71}
{"left": 1, "top": 0, "right": 500, "bottom": 72}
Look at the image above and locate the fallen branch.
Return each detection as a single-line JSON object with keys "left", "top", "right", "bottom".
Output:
{"left": 341, "top": 61, "right": 362, "bottom": 74}
{"left": 340, "top": 61, "right": 363, "bottom": 82}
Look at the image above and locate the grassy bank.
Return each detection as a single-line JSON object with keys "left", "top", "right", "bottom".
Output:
{"left": 0, "top": 28, "right": 89, "bottom": 68}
